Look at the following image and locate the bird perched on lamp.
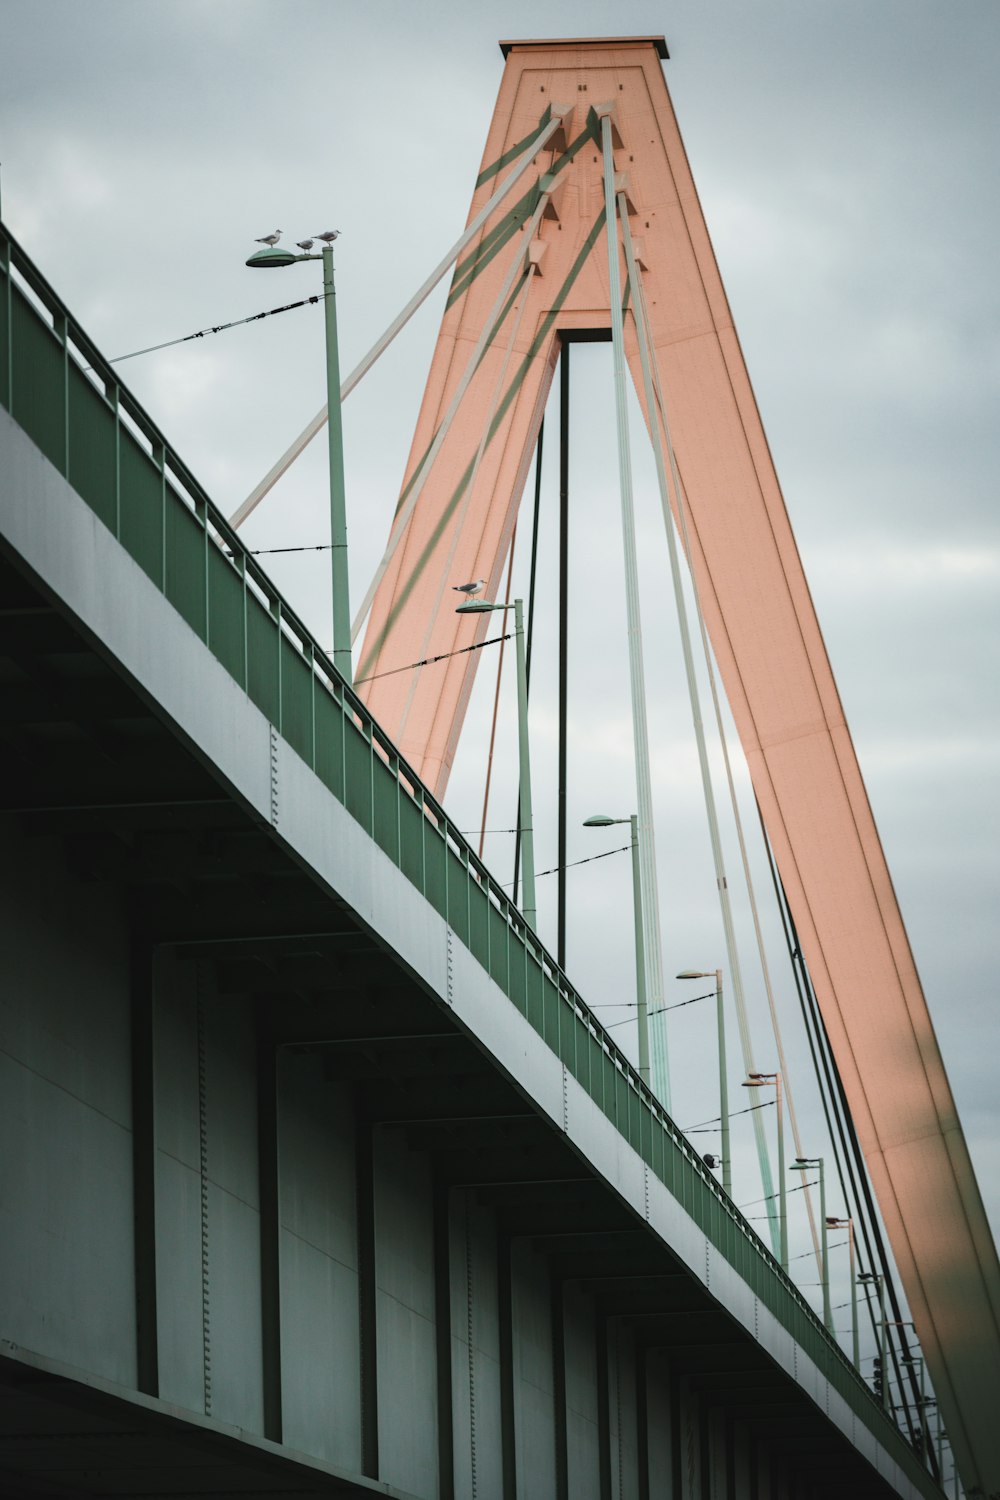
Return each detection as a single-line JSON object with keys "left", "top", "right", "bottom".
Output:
{"left": 254, "top": 230, "right": 282, "bottom": 247}
{"left": 296, "top": 239, "right": 315, "bottom": 251}
{"left": 452, "top": 580, "right": 485, "bottom": 597}
{"left": 314, "top": 230, "right": 341, "bottom": 244}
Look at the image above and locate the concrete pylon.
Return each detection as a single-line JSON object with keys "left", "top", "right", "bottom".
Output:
{"left": 357, "top": 37, "right": 1000, "bottom": 1494}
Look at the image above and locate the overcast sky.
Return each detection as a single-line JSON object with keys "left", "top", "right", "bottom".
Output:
{"left": 3, "top": 0, "right": 997, "bottom": 1362}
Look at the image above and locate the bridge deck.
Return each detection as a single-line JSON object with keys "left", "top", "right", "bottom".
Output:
{"left": 0, "top": 223, "right": 940, "bottom": 1497}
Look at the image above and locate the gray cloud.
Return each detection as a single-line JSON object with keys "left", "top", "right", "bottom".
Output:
{"left": 2, "top": 0, "right": 996, "bottom": 1344}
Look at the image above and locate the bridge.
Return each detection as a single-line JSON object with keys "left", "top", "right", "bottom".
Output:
{"left": 1, "top": 35, "right": 997, "bottom": 1500}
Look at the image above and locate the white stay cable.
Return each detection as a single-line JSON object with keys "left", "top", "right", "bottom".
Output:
{"left": 350, "top": 190, "right": 552, "bottom": 654}
{"left": 601, "top": 117, "right": 670, "bottom": 1107}
{"left": 668, "top": 477, "right": 825, "bottom": 1279}
{"left": 619, "top": 195, "right": 779, "bottom": 1251}
{"left": 628, "top": 229, "right": 822, "bottom": 1280}
{"left": 396, "top": 270, "right": 533, "bottom": 741}
{"left": 229, "top": 109, "right": 567, "bottom": 531}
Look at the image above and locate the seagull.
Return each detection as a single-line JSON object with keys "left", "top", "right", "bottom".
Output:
{"left": 254, "top": 230, "right": 282, "bottom": 247}
{"left": 313, "top": 230, "right": 341, "bottom": 244}
{"left": 452, "top": 580, "right": 485, "bottom": 596}
{"left": 296, "top": 238, "right": 315, "bottom": 251}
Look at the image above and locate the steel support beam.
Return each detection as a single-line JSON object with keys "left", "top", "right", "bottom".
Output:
{"left": 355, "top": 1108, "right": 379, "bottom": 1479}
{"left": 129, "top": 932, "right": 158, "bottom": 1399}
{"left": 257, "top": 1003, "right": 283, "bottom": 1443}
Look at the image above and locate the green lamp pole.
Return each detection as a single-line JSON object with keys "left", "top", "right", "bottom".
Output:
{"left": 902, "top": 1354, "right": 927, "bottom": 1466}
{"left": 456, "top": 598, "right": 535, "bottom": 930}
{"left": 743, "top": 1071, "right": 787, "bottom": 1270}
{"left": 886, "top": 1320, "right": 930, "bottom": 1465}
{"left": 246, "top": 242, "right": 352, "bottom": 683}
{"left": 827, "top": 1214, "right": 859, "bottom": 1367}
{"left": 583, "top": 813, "right": 648, "bottom": 1084}
{"left": 859, "top": 1270, "right": 888, "bottom": 1411}
{"left": 677, "top": 968, "right": 730, "bottom": 1196}
{"left": 792, "top": 1156, "right": 831, "bottom": 1332}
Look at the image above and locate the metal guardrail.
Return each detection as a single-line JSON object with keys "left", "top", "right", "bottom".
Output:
{"left": 0, "top": 221, "right": 939, "bottom": 1497}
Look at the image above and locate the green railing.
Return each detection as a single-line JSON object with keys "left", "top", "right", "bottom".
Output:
{"left": 0, "top": 222, "right": 938, "bottom": 1498}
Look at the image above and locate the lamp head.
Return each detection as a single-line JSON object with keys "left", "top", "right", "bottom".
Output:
{"left": 455, "top": 599, "right": 497, "bottom": 614}
{"left": 676, "top": 969, "right": 710, "bottom": 980}
{"left": 583, "top": 815, "right": 618, "bottom": 827}
{"left": 246, "top": 248, "right": 298, "bottom": 269}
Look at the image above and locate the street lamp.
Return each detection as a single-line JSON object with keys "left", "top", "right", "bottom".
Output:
{"left": 858, "top": 1270, "right": 887, "bottom": 1411}
{"left": 456, "top": 597, "right": 535, "bottom": 930}
{"left": 677, "top": 968, "right": 729, "bottom": 1197}
{"left": 900, "top": 1353, "right": 928, "bottom": 1466}
{"left": 826, "top": 1214, "right": 859, "bottom": 1368}
{"left": 792, "top": 1156, "right": 832, "bottom": 1332}
{"left": 583, "top": 813, "right": 647, "bottom": 1084}
{"left": 885, "top": 1321, "right": 929, "bottom": 1465}
{"left": 743, "top": 1071, "right": 786, "bottom": 1271}
{"left": 247, "top": 241, "right": 352, "bottom": 684}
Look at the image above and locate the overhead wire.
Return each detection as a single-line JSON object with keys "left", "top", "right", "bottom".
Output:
{"left": 603, "top": 989, "right": 717, "bottom": 1030}
{"left": 683, "top": 1099, "right": 774, "bottom": 1133}
{"left": 97, "top": 293, "right": 326, "bottom": 368}
{"left": 500, "top": 844, "right": 631, "bottom": 887}
{"left": 352, "top": 632, "right": 511, "bottom": 685}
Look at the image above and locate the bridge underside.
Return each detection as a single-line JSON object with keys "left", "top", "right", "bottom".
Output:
{"left": 0, "top": 510, "right": 920, "bottom": 1500}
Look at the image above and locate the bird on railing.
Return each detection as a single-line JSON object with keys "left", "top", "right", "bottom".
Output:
{"left": 313, "top": 230, "right": 341, "bottom": 244}
{"left": 296, "top": 239, "right": 315, "bottom": 251}
{"left": 254, "top": 230, "right": 282, "bottom": 247}
{"left": 452, "top": 580, "right": 485, "bottom": 597}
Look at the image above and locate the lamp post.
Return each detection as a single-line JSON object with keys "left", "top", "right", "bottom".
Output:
{"left": 583, "top": 813, "right": 647, "bottom": 1084}
{"left": 743, "top": 1071, "right": 786, "bottom": 1270}
{"left": 456, "top": 598, "right": 535, "bottom": 930}
{"left": 859, "top": 1270, "right": 887, "bottom": 1411}
{"left": 792, "top": 1156, "right": 831, "bottom": 1332}
{"left": 246, "top": 242, "right": 352, "bottom": 683}
{"left": 827, "top": 1215, "right": 859, "bottom": 1368}
{"left": 901, "top": 1354, "right": 928, "bottom": 1466}
{"left": 677, "top": 968, "right": 729, "bottom": 1196}
{"left": 885, "top": 1320, "right": 929, "bottom": 1465}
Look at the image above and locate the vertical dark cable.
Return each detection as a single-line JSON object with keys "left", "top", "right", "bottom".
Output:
{"left": 758, "top": 803, "right": 923, "bottom": 1445}
{"left": 557, "top": 343, "right": 570, "bottom": 968}
{"left": 513, "top": 418, "right": 545, "bottom": 905}
{"left": 789, "top": 903, "right": 932, "bottom": 1464}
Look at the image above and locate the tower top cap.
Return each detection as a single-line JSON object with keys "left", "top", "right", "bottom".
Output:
{"left": 499, "top": 36, "right": 669, "bottom": 61}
